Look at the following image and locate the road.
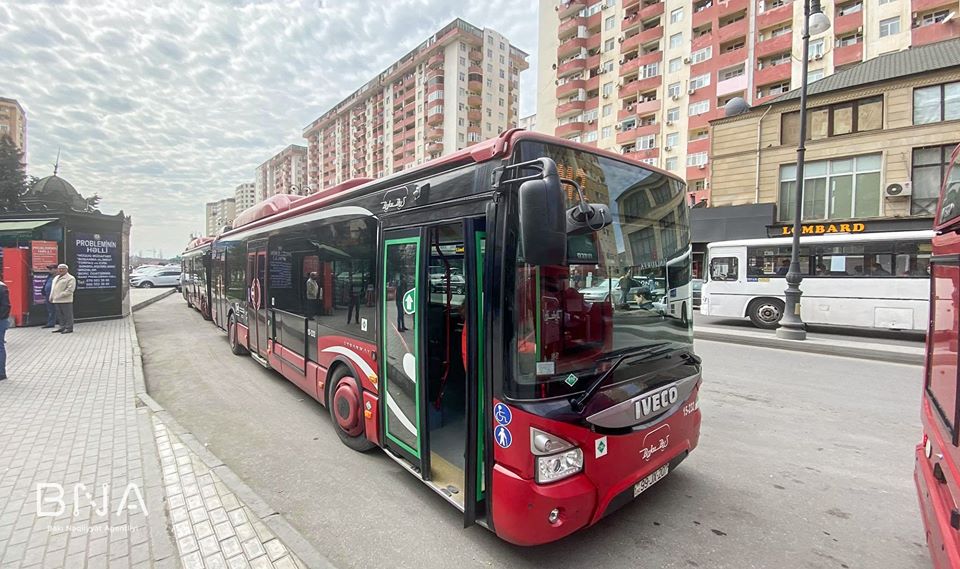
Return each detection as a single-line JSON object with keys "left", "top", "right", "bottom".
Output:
{"left": 136, "top": 295, "right": 929, "bottom": 569}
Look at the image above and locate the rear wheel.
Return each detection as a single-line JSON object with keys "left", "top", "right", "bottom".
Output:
{"left": 228, "top": 313, "right": 247, "bottom": 355}
{"left": 327, "top": 366, "right": 375, "bottom": 452}
{"left": 139, "top": 281, "right": 154, "bottom": 288}
{"left": 748, "top": 298, "right": 784, "bottom": 329}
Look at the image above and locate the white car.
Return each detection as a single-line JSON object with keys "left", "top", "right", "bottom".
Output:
{"left": 131, "top": 268, "right": 181, "bottom": 288}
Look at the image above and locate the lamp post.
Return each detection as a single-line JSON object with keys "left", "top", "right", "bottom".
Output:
{"left": 776, "top": 0, "right": 830, "bottom": 340}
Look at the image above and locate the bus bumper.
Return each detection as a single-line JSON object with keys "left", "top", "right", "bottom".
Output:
{"left": 915, "top": 433, "right": 960, "bottom": 568}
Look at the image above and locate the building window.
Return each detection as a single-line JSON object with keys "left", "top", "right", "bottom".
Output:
{"left": 668, "top": 57, "right": 682, "bottom": 73}
{"left": 914, "top": 81, "right": 960, "bottom": 124}
{"left": 690, "top": 46, "right": 712, "bottom": 64}
{"left": 808, "top": 38, "right": 825, "bottom": 58}
{"left": 878, "top": 0, "right": 895, "bottom": 4}
{"left": 807, "top": 69, "right": 824, "bottom": 83}
{"left": 690, "top": 73, "right": 710, "bottom": 90}
{"left": 670, "top": 7, "right": 684, "bottom": 23}
{"left": 670, "top": 32, "right": 683, "bottom": 49}
{"left": 665, "top": 157, "right": 678, "bottom": 170}
{"left": 879, "top": 16, "right": 900, "bottom": 37}
{"left": 719, "top": 65, "right": 745, "bottom": 80}
{"left": 605, "top": 38, "right": 615, "bottom": 52}
{"left": 602, "top": 126, "right": 613, "bottom": 139}
{"left": 637, "top": 135, "right": 656, "bottom": 149}
{"left": 778, "top": 154, "right": 882, "bottom": 222}
{"left": 688, "top": 100, "right": 710, "bottom": 116}
{"left": 838, "top": 2, "right": 863, "bottom": 16}
{"left": 781, "top": 96, "right": 883, "bottom": 144}
{"left": 919, "top": 10, "right": 951, "bottom": 27}
{"left": 687, "top": 152, "right": 708, "bottom": 167}
{"left": 602, "top": 104, "right": 613, "bottom": 117}
{"left": 459, "top": 57, "right": 466, "bottom": 66}
{"left": 667, "top": 82, "right": 681, "bottom": 98}
{"left": 667, "top": 107, "right": 680, "bottom": 122}
{"left": 605, "top": 15, "right": 615, "bottom": 30}
{"left": 665, "top": 132, "right": 679, "bottom": 147}
{"left": 643, "top": 62, "right": 659, "bottom": 78}
{"left": 583, "top": 130, "right": 598, "bottom": 142}
{"left": 603, "top": 82, "right": 614, "bottom": 97}
{"left": 836, "top": 33, "right": 863, "bottom": 47}
{"left": 913, "top": 145, "right": 960, "bottom": 216}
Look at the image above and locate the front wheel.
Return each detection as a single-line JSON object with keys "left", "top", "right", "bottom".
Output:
{"left": 748, "top": 298, "right": 784, "bottom": 329}
{"left": 228, "top": 313, "right": 248, "bottom": 355}
{"left": 139, "top": 281, "right": 154, "bottom": 288}
{"left": 327, "top": 366, "right": 376, "bottom": 452}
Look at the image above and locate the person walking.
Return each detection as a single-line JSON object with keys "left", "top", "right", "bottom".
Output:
{"left": 305, "top": 272, "right": 320, "bottom": 318}
{"left": 0, "top": 278, "right": 9, "bottom": 380}
{"left": 49, "top": 263, "right": 76, "bottom": 334}
{"left": 41, "top": 264, "right": 58, "bottom": 328}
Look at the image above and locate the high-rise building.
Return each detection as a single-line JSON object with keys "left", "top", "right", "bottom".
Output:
{"left": 234, "top": 182, "right": 256, "bottom": 212}
{"left": 302, "top": 19, "right": 529, "bottom": 189}
{"left": 537, "top": 0, "right": 960, "bottom": 205}
{"left": 0, "top": 97, "right": 27, "bottom": 155}
{"left": 255, "top": 145, "right": 308, "bottom": 200}
{"left": 205, "top": 197, "right": 236, "bottom": 237}
{"left": 519, "top": 114, "right": 537, "bottom": 131}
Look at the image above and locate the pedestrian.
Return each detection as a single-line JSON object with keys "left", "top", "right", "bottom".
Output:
{"left": 346, "top": 277, "right": 362, "bottom": 324}
{"left": 0, "top": 278, "right": 9, "bottom": 380}
{"left": 41, "top": 264, "right": 58, "bottom": 328}
{"left": 776, "top": 259, "right": 790, "bottom": 275}
{"left": 305, "top": 272, "right": 320, "bottom": 318}
{"left": 49, "top": 263, "right": 76, "bottom": 334}
{"left": 395, "top": 274, "right": 408, "bottom": 332}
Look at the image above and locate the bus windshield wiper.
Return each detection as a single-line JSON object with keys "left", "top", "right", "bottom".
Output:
{"left": 571, "top": 343, "right": 672, "bottom": 412}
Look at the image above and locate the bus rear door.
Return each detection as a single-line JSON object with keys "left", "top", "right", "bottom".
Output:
{"left": 246, "top": 240, "right": 269, "bottom": 357}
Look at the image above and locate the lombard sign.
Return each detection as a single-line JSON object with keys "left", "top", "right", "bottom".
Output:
{"left": 769, "top": 222, "right": 866, "bottom": 237}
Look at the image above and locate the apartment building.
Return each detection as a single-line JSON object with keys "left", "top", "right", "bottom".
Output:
{"left": 537, "top": 0, "right": 960, "bottom": 206}
{"left": 234, "top": 182, "right": 256, "bottom": 212}
{"left": 519, "top": 114, "right": 538, "bottom": 131}
{"left": 0, "top": 97, "right": 26, "bottom": 155}
{"left": 302, "top": 19, "right": 528, "bottom": 190}
{"left": 255, "top": 144, "right": 308, "bottom": 200}
{"left": 205, "top": 197, "right": 236, "bottom": 237}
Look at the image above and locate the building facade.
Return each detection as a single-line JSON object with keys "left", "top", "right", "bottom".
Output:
{"left": 537, "top": 0, "right": 960, "bottom": 206}
{"left": 255, "top": 145, "right": 308, "bottom": 200}
{"left": 234, "top": 182, "right": 256, "bottom": 213}
{"left": 302, "top": 19, "right": 529, "bottom": 190}
{"left": 519, "top": 114, "right": 537, "bottom": 131}
{"left": 708, "top": 38, "right": 960, "bottom": 251}
{"left": 0, "top": 97, "right": 26, "bottom": 155}
{"left": 205, "top": 197, "right": 236, "bottom": 237}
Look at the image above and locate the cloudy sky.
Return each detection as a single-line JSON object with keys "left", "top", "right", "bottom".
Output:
{"left": 0, "top": 1, "right": 540, "bottom": 258}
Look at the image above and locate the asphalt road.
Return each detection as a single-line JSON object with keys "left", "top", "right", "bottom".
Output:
{"left": 137, "top": 295, "right": 929, "bottom": 569}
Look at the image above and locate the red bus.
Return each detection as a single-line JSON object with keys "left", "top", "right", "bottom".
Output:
{"left": 190, "top": 130, "right": 702, "bottom": 545}
{"left": 181, "top": 236, "right": 213, "bottom": 319}
{"left": 917, "top": 141, "right": 960, "bottom": 567}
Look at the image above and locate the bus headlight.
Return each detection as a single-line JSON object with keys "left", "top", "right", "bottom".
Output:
{"left": 531, "top": 428, "right": 583, "bottom": 484}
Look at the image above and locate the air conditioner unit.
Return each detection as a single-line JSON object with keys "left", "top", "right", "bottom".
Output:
{"left": 618, "top": 36, "right": 625, "bottom": 43}
{"left": 602, "top": 93, "right": 610, "bottom": 98}
{"left": 671, "top": 94, "right": 680, "bottom": 101}
{"left": 552, "top": 63, "right": 557, "bottom": 70}
{"left": 698, "top": 164, "right": 706, "bottom": 170}
{"left": 683, "top": 56, "right": 691, "bottom": 64}
{"left": 757, "top": 62, "right": 764, "bottom": 70}
{"left": 664, "top": 145, "right": 672, "bottom": 151}
{"left": 627, "top": 103, "right": 634, "bottom": 110}
{"left": 666, "top": 120, "right": 674, "bottom": 126}
{"left": 614, "top": 124, "right": 621, "bottom": 130}
{"left": 688, "top": 88, "right": 696, "bottom": 95}
{"left": 619, "top": 58, "right": 625, "bottom": 64}
{"left": 813, "top": 53, "right": 823, "bottom": 61}
{"left": 885, "top": 181, "right": 912, "bottom": 198}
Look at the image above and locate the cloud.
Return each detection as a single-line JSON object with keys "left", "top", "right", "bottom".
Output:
{"left": 0, "top": 0, "right": 538, "bottom": 257}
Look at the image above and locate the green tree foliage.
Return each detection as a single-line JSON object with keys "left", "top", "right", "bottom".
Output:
{"left": 0, "top": 135, "right": 26, "bottom": 209}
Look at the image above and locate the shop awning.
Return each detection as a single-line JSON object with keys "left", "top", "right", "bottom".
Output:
{"left": 0, "top": 219, "right": 57, "bottom": 233}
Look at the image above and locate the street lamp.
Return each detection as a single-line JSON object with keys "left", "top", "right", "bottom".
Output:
{"left": 776, "top": 0, "right": 830, "bottom": 341}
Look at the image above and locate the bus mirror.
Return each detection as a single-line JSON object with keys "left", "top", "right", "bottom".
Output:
{"left": 567, "top": 203, "right": 613, "bottom": 235}
{"left": 519, "top": 176, "right": 567, "bottom": 266}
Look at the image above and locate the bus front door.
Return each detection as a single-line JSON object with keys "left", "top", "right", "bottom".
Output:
{"left": 246, "top": 240, "right": 268, "bottom": 356}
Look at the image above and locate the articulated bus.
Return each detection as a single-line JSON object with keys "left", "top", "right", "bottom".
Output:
{"left": 184, "top": 130, "right": 702, "bottom": 545}
{"left": 916, "top": 141, "right": 960, "bottom": 568}
{"left": 700, "top": 231, "right": 933, "bottom": 330}
{"left": 181, "top": 236, "right": 213, "bottom": 319}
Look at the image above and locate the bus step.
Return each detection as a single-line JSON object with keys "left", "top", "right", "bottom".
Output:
{"left": 250, "top": 352, "right": 270, "bottom": 369}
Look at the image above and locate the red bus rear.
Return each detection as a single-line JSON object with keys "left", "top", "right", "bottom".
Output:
{"left": 917, "top": 141, "right": 960, "bottom": 567}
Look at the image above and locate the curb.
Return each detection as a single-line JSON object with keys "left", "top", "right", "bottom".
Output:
{"left": 693, "top": 328, "right": 924, "bottom": 365}
{"left": 132, "top": 289, "right": 177, "bottom": 312}
{"left": 128, "top": 312, "right": 337, "bottom": 569}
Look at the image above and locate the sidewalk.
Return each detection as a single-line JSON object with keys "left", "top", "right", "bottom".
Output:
{"left": 0, "top": 318, "right": 312, "bottom": 569}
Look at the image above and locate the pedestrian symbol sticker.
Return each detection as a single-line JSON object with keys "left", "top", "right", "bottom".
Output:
{"left": 402, "top": 289, "right": 416, "bottom": 315}
{"left": 494, "top": 403, "right": 512, "bottom": 426}
{"left": 595, "top": 436, "right": 608, "bottom": 458}
{"left": 494, "top": 425, "right": 512, "bottom": 448}
{"left": 565, "top": 374, "right": 578, "bottom": 387}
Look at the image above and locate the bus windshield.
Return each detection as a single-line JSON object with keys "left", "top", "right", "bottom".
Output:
{"left": 509, "top": 141, "right": 692, "bottom": 400}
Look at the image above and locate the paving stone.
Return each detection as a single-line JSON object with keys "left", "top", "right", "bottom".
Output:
{"left": 205, "top": 552, "right": 228, "bottom": 569}
{"left": 220, "top": 536, "right": 243, "bottom": 559}
{"left": 241, "top": 536, "right": 266, "bottom": 559}
{"left": 227, "top": 554, "right": 251, "bottom": 569}
{"left": 194, "top": 520, "right": 215, "bottom": 540}
{"left": 198, "top": 534, "right": 220, "bottom": 558}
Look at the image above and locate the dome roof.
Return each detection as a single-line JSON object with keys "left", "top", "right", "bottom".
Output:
{"left": 23, "top": 174, "right": 87, "bottom": 211}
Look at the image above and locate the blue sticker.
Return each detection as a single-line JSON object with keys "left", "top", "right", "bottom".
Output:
{"left": 494, "top": 403, "right": 512, "bottom": 426}
{"left": 494, "top": 425, "right": 512, "bottom": 448}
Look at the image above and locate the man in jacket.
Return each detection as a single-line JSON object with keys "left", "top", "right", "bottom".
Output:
{"left": 305, "top": 272, "right": 320, "bottom": 318}
{"left": 49, "top": 263, "right": 76, "bottom": 334}
{"left": 0, "top": 278, "right": 9, "bottom": 380}
{"left": 41, "top": 264, "right": 58, "bottom": 328}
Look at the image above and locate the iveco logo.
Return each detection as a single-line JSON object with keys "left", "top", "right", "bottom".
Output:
{"left": 635, "top": 386, "right": 679, "bottom": 420}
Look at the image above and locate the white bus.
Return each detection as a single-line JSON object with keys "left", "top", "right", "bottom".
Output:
{"left": 700, "top": 230, "right": 933, "bottom": 330}
{"left": 653, "top": 247, "right": 693, "bottom": 324}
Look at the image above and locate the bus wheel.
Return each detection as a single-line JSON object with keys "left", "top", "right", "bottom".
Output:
{"left": 748, "top": 298, "right": 784, "bottom": 329}
{"left": 328, "top": 366, "right": 376, "bottom": 452}
{"left": 228, "top": 313, "right": 247, "bottom": 356}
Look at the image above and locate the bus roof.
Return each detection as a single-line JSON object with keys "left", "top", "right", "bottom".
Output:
{"left": 706, "top": 230, "right": 935, "bottom": 249}
{"left": 215, "top": 129, "right": 684, "bottom": 241}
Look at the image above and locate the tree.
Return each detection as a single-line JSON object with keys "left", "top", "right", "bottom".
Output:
{"left": 0, "top": 135, "right": 26, "bottom": 209}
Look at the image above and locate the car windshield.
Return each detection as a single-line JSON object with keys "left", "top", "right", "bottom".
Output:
{"left": 508, "top": 141, "right": 693, "bottom": 400}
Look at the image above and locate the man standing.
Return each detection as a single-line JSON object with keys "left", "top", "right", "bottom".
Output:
{"left": 0, "top": 278, "right": 9, "bottom": 380}
{"left": 305, "top": 272, "right": 320, "bottom": 318}
{"left": 41, "top": 264, "right": 58, "bottom": 328}
{"left": 49, "top": 263, "right": 76, "bottom": 334}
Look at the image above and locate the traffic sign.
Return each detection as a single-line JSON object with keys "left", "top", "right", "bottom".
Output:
{"left": 493, "top": 403, "right": 512, "bottom": 426}
{"left": 494, "top": 425, "right": 512, "bottom": 448}
{"left": 402, "top": 288, "right": 416, "bottom": 315}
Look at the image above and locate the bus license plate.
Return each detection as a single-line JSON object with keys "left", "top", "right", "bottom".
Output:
{"left": 633, "top": 465, "right": 669, "bottom": 498}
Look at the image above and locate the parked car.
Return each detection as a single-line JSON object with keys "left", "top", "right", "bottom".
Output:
{"left": 131, "top": 268, "right": 181, "bottom": 288}
{"left": 579, "top": 277, "right": 655, "bottom": 305}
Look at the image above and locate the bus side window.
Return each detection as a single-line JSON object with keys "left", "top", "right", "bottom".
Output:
{"left": 710, "top": 257, "right": 738, "bottom": 281}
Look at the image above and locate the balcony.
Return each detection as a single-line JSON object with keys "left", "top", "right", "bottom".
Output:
{"left": 687, "top": 136, "right": 710, "bottom": 154}
{"left": 557, "top": 0, "right": 586, "bottom": 19}
{"left": 555, "top": 121, "right": 585, "bottom": 138}
{"left": 426, "top": 82, "right": 444, "bottom": 96}
{"left": 559, "top": 16, "right": 585, "bottom": 40}
{"left": 557, "top": 56, "right": 587, "bottom": 77}
{"left": 913, "top": 0, "right": 957, "bottom": 11}
{"left": 710, "top": 47, "right": 747, "bottom": 72}
{"left": 687, "top": 107, "right": 724, "bottom": 129}
{"left": 833, "top": 42, "right": 863, "bottom": 67}
{"left": 469, "top": 49, "right": 482, "bottom": 63}
{"left": 468, "top": 79, "right": 483, "bottom": 93}
{"left": 634, "top": 97, "right": 661, "bottom": 115}
{"left": 619, "top": 74, "right": 661, "bottom": 98}
{"left": 635, "top": 122, "right": 660, "bottom": 138}
{"left": 691, "top": 31, "right": 713, "bottom": 52}
{"left": 468, "top": 108, "right": 482, "bottom": 121}
{"left": 692, "top": 2, "right": 719, "bottom": 29}
{"left": 718, "top": 18, "right": 748, "bottom": 44}
{"left": 467, "top": 94, "right": 482, "bottom": 108}
{"left": 587, "top": 11, "right": 603, "bottom": 31}
{"left": 427, "top": 52, "right": 444, "bottom": 69}
{"left": 427, "top": 141, "right": 443, "bottom": 154}
{"left": 616, "top": 127, "right": 640, "bottom": 146}
{"left": 834, "top": 9, "right": 863, "bottom": 35}
{"left": 618, "top": 108, "right": 636, "bottom": 122}
{"left": 427, "top": 110, "right": 443, "bottom": 126}
{"left": 754, "top": 61, "right": 791, "bottom": 86}
{"left": 427, "top": 126, "right": 443, "bottom": 140}
{"left": 686, "top": 165, "right": 709, "bottom": 181}
{"left": 718, "top": 0, "right": 749, "bottom": 17}
{"left": 585, "top": 33, "right": 602, "bottom": 51}
{"left": 557, "top": 78, "right": 586, "bottom": 99}
{"left": 640, "top": 1, "right": 665, "bottom": 20}
{"left": 555, "top": 99, "right": 586, "bottom": 118}
{"left": 912, "top": 20, "right": 960, "bottom": 46}
{"left": 625, "top": 26, "right": 664, "bottom": 52}
{"left": 619, "top": 51, "right": 662, "bottom": 78}
{"left": 558, "top": 37, "right": 587, "bottom": 59}
{"left": 716, "top": 74, "right": 748, "bottom": 97}
{"left": 756, "top": 3, "right": 793, "bottom": 30}
{"left": 624, "top": 148, "right": 660, "bottom": 162}
{"left": 585, "top": 74, "right": 600, "bottom": 91}
{"left": 755, "top": 32, "right": 792, "bottom": 59}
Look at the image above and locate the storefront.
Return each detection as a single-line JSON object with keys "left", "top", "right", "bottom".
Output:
{"left": 689, "top": 203, "right": 775, "bottom": 279}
